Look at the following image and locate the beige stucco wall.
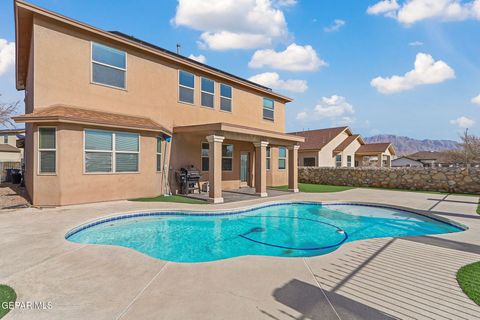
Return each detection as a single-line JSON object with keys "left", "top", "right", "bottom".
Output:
{"left": 340, "top": 138, "right": 361, "bottom": 167}
{"left": 0, "top": 151, "right": 22, "bottom": 162}
{"left": 317, "top": 131, "right": 349, "bottom": 167}
{"left": 32, "top": 17, "right": 286, "bottom": 133}
{"left": 298, "top": 151, "right": 319, "bottom": 166}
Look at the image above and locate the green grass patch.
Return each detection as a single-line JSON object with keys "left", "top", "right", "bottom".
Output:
{"left": 129, "top": 195, "right": 207, "bottom": 204}
{"left": 457, "top": 261, "right": 480, "bottom": 305}
{"left": 477, "top": 199, "right": 480, "bottom": 215}
{"left": 271, "top": 183, "right": 354, "bottom": 193}
{"left": 0, "top": 285, "right": 16, "bottom": 319}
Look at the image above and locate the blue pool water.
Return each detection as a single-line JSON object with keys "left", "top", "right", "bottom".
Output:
{"left": 66, "top": 203, "right": 464, "bottom": 263}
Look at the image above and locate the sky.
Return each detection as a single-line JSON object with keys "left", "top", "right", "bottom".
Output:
{"left": 0, "top": 0, "right": 479, "bottom": 141}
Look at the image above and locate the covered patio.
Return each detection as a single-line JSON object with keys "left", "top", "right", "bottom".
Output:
{"left": 173, "top": 123, "right": 304, "bottom": 203}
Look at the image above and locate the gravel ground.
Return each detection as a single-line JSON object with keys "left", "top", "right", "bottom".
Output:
{"left": 0, "top": 183, "right": 29, "bottom": 209}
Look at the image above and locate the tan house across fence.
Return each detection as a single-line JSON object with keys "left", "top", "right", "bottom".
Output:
{"left": 13, "top": 0, "right": 303, "bottom": 206}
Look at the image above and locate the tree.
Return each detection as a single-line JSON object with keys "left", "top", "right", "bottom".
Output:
{"left": 0, "top": 94, "right": 19, "bottom": 127}
{"left": 449, "top": 129, "right": 480, "bottom": 167}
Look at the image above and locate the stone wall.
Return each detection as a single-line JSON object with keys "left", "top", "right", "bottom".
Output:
{"left": 299, "top": 167, "right": 480, "bottom": 194}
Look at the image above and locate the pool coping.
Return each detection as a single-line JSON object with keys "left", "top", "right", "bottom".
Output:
{"left": 64, "top": 200, "right": 468, "bottom": 240}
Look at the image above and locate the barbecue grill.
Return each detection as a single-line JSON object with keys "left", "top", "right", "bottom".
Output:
{"left": 176, "top": 166, "right": 202, "bottom": 194}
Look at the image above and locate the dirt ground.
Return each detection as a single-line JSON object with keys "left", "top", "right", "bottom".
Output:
{"left": 0, "top": 183, "right": 30, "bottom": 209}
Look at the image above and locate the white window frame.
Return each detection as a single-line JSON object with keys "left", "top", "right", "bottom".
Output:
{"left": 90, "top": 42, "right": 127, "bottom": 90}
{"left": 278, "top": 146, "right": 287, "bottom": 170}
{"left": 222, "top": 144, "right": 233, "bottom": 172}
{"left": 156, "top": 137, "right": 162, "bottom": 172}
{"left": 201, "top": 77, "right": 215, "bottom": 109}
{"left": 3, "top": 135, "right": 8, "bottom": 143}
{"left": 219, "top": 83, "right": 233, "bottom": 112}
{"left": 178, "top": 70, "right": 195, "bottom": 105}
{"left": 266, "top": 146, "right": 271, "bottom": 171}
{"left": 83, "top": 129, "right": 140, "bottom": 174}
{"left": 335, "top": 155, "right": 342, "bottom": 167}
{"left": 38, "top": 126, "right": 57, "bottom": 175}
{"left": 347, "top": 155, "right": 352, "bottom": 167}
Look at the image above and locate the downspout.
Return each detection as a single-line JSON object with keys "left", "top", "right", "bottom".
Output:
{"left": 163, "top": 135, "right": 172, "bottom": 196}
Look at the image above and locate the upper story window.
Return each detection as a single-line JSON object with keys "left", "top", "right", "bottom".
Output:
{"left": 278, "top": 147, "right": 287, "bottom": 170}
{"left": 179, "top": 70, "right": 195, "bottom": 104}
{"left": 263, "top": 98, "right": 274, "bottom": 121}
{"left": 38, "top": 127, "right": 56, "bottom": 174}
{"left": 201, "top": 77, "right": 214, "bottom": 108}
{"left": 220, "top": 84, "right": 232, "bottom": 112}
{"left": 91, "top": 42, "right": 126, "bottom": 89}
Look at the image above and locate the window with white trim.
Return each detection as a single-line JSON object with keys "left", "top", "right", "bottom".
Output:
{"left": 156, "top": 137, "right": 162, "bottom": 172}
{"left": 84, "top": 130, "right": 139, "bottom": 173}
{"left": 222, "top": 144, "right": 233, "bottom": 171}
{"left": 220, "top": 84, "right": 232, "bottom": 112}
{"left": 2, "top": 135, "right": 8, "bottom": 143}
{"left": 179, "top": 70, "right": 195, "bottom": 104}
{"left": 201, "top": 77, "right": 214, "bottom": 108}
{"left": 335, "top": 155, "right": 342, "bottom": 167}
{"left": 347, "top": 155, "right": 352, "bottom": 167}
{"left": 39, "top": 127, "right": 56, "bottom": 174}
{"left": 201, "top": 142, "right": 209, "bottom": 171}
{"left": 278, "top": 147, "right": 286, "bottom": 170}
{"left": 91, "top": 42, "right": 126, "bottom": 89}
{"left": 263, "top": 98, "right": 274, "bottom": 121}
{"left": 266, "top": 146, "right": 271, "bottom": 170}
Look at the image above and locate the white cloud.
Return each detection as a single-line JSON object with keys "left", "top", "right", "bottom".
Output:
{"left": 324, "top": 19, "right": 346, "bottom": 32}
{"left": 370, "top": 53, "right": 455, "bottom": 94}
{"left": 367, "top": 0, "right": 480, "bottom": 25}
{"left": 0, "top": 39, "right": 15, "bottom": 76}
{"left": 296, "top": 111, "right": 308, "bottom": 120}
{"left": 409, "top": 41, "right": 424, "bottom": 46}
{"left": 188, "top": 54, "right": 206, "bottom": 63}
{"left": 274, "top": 0, "right": 297, "bottom": 7}
{"left": 334, "top": 116, "right": 356, "bottom": 126}
{"left": 450, "top": 116, "right": 475, "bottom": 128}
{"left": 249, "top": 72, "right": 308, "bottom": 92}
{"left": 173, "top": 0, "right": 289, "bottom": 50}
{"left": 249, "top": 43, "right": 327, "bottom": 71}
{"left": 471, "top": 94, "right": 480, "bottom": 105}
{"left": 314, "top": 95, "right": 355, "bottom": 119}
{"left": 367, "top": 0, "right": 400, "bottom": 15}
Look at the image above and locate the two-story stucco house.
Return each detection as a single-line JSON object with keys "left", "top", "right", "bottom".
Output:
{"left": 290, "top": 127, "right": 395, "bottom": 168}
{"left": 13, "top": 1, "right": 303, "bottom": 206}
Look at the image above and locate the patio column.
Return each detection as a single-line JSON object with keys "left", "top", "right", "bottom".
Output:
{"left": 254, "top": 141, "right": 269, "bottom": 197}
{"left": 207, "top": 135, "right": 224, "bottom": 204}
{"left": 288, "top": 145, "right": 299, "bottom": 192}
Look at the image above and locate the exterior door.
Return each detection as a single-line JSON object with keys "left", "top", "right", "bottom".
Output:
{"left": 240, "top": 152, "right": 250, "bottom": 187}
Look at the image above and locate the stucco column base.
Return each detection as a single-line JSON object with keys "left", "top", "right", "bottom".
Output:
{"left": 288, "top": 188, "right": 299, "bottom": 193}
{"left": 209, "top": 197, "right": 224, "bottom": 204}
{"left": 256, "top": 192, "right": 268, "bottom": 197}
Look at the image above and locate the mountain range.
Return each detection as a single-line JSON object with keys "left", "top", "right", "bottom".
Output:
{"left": 364, "top": 134, "right": 459, "bottom": 156}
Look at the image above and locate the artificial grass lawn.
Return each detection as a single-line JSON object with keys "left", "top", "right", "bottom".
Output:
{"left": 0, "top": 285, "right": 16, "bottom": 319}
{"left": 130, "top": 195, "right": 207, "bottom": 204}
{"left": 271, "top": 183, "right": 354, "bottom": 193}
{"left": 457, "top": 261, "right": 480, "bottom": 305}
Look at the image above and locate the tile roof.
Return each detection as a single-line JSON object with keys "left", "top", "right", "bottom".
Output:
{"left": 407, "top": 151, "right": 455, "bottom": 162}
{"left": 289, "top": 127, "right": 348, "bottom": 150}
{"left": 0, "top": 144, "right": 21, "bottom": 153}
{"left": 334, "top": 134, "right": 363, "bottom": 152}
{"left": 13, "top": 105, "right": 172, "bottom": 135}
{"left": 356, "top": 143, "right": 394, "bottom": 154}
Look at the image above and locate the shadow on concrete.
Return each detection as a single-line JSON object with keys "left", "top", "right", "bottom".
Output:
{"left": 400, "top": 235, "right": 480, "bottom": 254}
{"left": 272, "top": 278, "right": 395, "bottom": 320}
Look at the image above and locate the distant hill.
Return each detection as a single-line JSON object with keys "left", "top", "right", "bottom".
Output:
{"left": 364, "top": 134, "right": 459, "bottom": 156}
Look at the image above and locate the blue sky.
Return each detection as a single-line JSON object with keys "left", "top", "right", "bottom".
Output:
{"left": 0, "top": 0, "right": 479, "bottom": 140}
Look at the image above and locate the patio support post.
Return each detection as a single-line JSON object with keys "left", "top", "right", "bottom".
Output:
{"left": 288, "top": 145, "right": 299, "bottom": 192}
{"left": 207, "top": 135, "right": 224, "bottom": 204}
{"left": 254, "top": 141, "right": 269, "bottom": 197}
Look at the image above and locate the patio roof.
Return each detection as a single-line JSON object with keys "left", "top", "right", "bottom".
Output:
{"left": 13, "top": 105, "right": 172, "bottom": 135}
{"left": 173, "top": 123, "right": 304, "bottom": 145}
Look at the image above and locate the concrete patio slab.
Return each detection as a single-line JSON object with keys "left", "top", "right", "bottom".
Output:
{"left": 0, "top": 188, "right": 479, "bottom": 320}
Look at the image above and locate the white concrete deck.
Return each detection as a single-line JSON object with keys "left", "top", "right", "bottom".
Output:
{"left": 1, "top": 189, "right": 479, "bottom": 320}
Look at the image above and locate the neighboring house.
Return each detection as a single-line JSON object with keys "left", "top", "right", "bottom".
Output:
{"left": 0, "top": 129, "right": 25, "bottom": 162}
{"left": 391, "top": 156, "right": 424, "bottom": 168}
{"left": 13, "top": 1, "right": 304, "bottom": 206}
{"left": 395, "top": 151, "right": 457, "bottom": 168}
{"left": 290, "top": 127, "right": 395, "bottom": 167}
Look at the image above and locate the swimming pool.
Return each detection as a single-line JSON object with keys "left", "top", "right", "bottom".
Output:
{"left": 66, "top": 202, "right": 464, "bottom": 263}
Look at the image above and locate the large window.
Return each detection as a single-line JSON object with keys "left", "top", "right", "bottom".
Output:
{"left": 303, "top": 157, "right": 316, "bottom": 166}
{"left": 335, "top": 155, "right": 342, "bottom": 167}
{"left": 91, "top": 42, "right": 126, "bottom": 89}
{"left": 84, "top": 130, "right": 139, "bottom": 173}
{"left": 266, "top": 146, "right": 271, "bottom": 170}
{"left": 220, "top": 84, "right": 232, "bottom": 112}
{"left": 278, "top": 147, "right": 286, "bottom": 170}
{"left": 263, "top": 98, "right": 274, "bottom": 121}
{"left": 201, "top": 142, "right": 209, "bottom": 171}
{"left": 222, "top": 144, "right": 233, "bottom": 171}
{"left": 201, "top": 77, "right": 214, "bottom": 108}
{"left": 156, "top": 137, "right": 162, "bottom": 172}
{"left": 179, "top": 70, "right": 195, "bottom": 104}
{"left": 38, "top": 127, "right": 56, "bottom": 174}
